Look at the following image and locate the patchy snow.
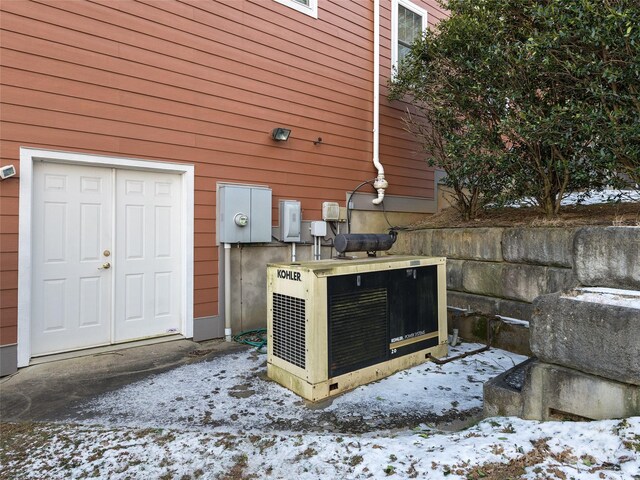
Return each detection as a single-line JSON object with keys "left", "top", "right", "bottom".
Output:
{"left": 566, "top": 287, "right": 640, "bottom": 309}
{"left": 2, "top": 344, "right": 639, "bottom": 479}
{"left": 507, "top": 188, "right": 640, "bottom": 208}
{"left": 3, "top": 416, "right": 640, "bottom": 480}
{"left": 560, "top": 189, "right": 639, "bottom": 206}
{"left": 74, "top": 343, "right": 524, "bottom": 433}
{"left": 324, "top": 344, "right": 521, "bottom": 421}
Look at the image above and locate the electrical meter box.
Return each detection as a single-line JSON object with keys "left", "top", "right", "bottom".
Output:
{"left": 217, "top": 183, "right": 272, "bottom": 244}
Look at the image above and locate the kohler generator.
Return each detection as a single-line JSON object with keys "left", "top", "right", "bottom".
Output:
{"left": 266, "top": 255, "right": 447, "bottom": 401}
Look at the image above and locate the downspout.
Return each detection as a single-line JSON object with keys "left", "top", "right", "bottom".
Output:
{"left": 372, "top": 0, "right": 388, "bottom": 205}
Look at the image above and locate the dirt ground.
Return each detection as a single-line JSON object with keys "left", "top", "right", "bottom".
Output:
{"left": 409, "top": 201, "right": 640, "bottom": 229}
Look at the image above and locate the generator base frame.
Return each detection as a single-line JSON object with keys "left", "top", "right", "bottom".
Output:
{"left": 268, "top": 341, "right": 447, "bottom": 401}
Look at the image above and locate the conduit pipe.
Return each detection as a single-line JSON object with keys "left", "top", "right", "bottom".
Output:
{"left": 425, "top": 345, "right": 490, "bottom": 365}
{"left": 372, "top": 0, "right": 388, "bottom": 205}
{"left": 224, "top": 243, "right": 232, "bottom": 342}
{"left": 313, "top": 235, "right": 322, "bottom": 260}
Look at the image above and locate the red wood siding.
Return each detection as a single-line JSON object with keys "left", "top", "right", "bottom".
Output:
{"left": 0, "top": 0, "right": 441, "bottom": 342}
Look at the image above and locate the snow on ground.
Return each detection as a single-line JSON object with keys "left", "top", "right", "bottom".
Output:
{"left": 2, "top": 344, "right": 639, "bottom": 479}
{"left": 3, "top": 416, "right": 639, "bottom": 480}
{"left": 559, "top": 189, "right": 639, "bottom": 206}
{"left": 507, "top": 188, "right": 640, "bottom": 208}
{"left": 72, "top": 343, "right": 525, "bottom": 433}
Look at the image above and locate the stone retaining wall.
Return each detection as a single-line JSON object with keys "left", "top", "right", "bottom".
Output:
{"left": 532, "top": 289, "right": 640, "bottom": 386}
{"left": 391, "top": 226, "right": 640, "bottom": 321}
{"left": 478, "top": 226, "right": 640, "bottom": 420}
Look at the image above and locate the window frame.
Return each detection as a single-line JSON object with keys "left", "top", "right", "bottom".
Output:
{"left": 274, "top": 0, "right": 318, "bottom": 19}
{"left": 391, "top": 0, "right": 428, "bottom": 77}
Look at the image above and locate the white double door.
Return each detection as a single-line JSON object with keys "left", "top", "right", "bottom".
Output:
{"left": 31, "top": 162, "right": 182, "bottom": 356}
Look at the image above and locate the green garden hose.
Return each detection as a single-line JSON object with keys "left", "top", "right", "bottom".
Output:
{"left": 233, "top": 328, "right": 267, "bottom": 353}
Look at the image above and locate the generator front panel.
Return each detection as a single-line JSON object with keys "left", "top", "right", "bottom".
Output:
{"left": 326, "top": 265, "right": 440, "bottom": 378}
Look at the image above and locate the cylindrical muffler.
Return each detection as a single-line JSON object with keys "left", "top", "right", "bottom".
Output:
{"left": 334, "top": 233, "right": 396, "bottom": 254}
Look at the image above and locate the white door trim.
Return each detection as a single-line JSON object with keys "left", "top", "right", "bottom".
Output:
{"left": 18, "top": 147, "right": 194, "bottom": 367}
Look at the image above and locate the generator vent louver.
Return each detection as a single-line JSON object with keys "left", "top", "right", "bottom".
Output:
{"left": 272, "top": 292, "right": 306, "bottom": 369}
{"left": 329, "top": 288, "right": 388, "bottom": 377}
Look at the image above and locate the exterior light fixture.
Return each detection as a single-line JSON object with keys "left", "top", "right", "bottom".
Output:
{"left": 271, "top": 128, "right": 291, "bottom": 141}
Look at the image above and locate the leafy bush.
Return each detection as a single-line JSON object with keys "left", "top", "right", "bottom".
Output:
{"left": 389, "top": 0, "right": 640, "bottom": 218}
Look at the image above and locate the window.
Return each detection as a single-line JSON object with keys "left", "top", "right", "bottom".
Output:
{"left": 274, "top": 0, "right": 318, "bottom": 19}
{"left": 391, "top": 0, "right": 428, "bottom": 75}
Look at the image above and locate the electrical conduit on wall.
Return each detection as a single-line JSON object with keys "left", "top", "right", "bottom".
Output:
{"left": 225, "top": 243, "right": 232, "bottom": 341}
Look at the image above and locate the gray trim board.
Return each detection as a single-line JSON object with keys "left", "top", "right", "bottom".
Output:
{"left": 434, "top": 169, "right": 447, "bottom": 185}
{"left": 1, "top": 344, "right": 18, "bottom": 377}
{"left": 193, "top": 315, "right": 225, "bottom": 342}
{"left": 347, "top": 192, "right": 437, "bottom": 213}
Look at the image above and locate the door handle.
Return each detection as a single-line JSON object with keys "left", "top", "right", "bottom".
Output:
{"left": 98, "top": 262, "right": 111, "bottom": 270}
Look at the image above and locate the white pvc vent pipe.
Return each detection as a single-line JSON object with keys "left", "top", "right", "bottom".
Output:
{"left": 372, "top": 0, "right": 388, "bottom": 205}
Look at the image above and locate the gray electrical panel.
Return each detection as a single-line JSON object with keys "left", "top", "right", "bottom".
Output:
{"left": 217, "top": 184, "right": 272, "bottom": 244}
{"left": 279, "top": 200, "right": 301, "bottom": 242}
